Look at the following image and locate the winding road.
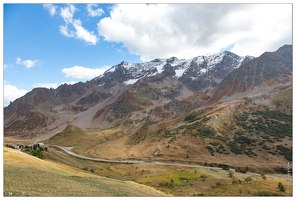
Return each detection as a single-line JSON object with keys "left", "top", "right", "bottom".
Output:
{"left": 48, "top": 144, "right": 289, "bottom": 179}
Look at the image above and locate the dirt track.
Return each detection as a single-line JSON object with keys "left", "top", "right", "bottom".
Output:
{"left": 48, "top": 144, "right": 286, "bottom": 179}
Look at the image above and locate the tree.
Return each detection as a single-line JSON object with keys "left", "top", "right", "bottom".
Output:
{"left": 278, "top": 182, "right": 285, "bottom": 192}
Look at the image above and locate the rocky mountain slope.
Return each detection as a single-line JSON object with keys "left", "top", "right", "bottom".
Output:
{"left": 4, "top": 44, "right": 292, "bottom": 173}
{"left": 4, "top": 51, "right": 253, "bottom": 136}
{"left": 207, "top": 45, "right": 292, "bottom": 105}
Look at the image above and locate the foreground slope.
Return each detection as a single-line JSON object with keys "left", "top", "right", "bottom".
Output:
{"left": 3, "top": 147, "right": 167, "bottom": 196}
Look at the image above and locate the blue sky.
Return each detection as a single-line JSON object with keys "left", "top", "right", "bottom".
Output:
{"left": 2, "top": 3, "right": 293, "bottom": 106}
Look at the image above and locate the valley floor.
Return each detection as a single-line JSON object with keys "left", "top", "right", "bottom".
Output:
{"left": 3, "top": 145, "right": 292, "bottom": 197}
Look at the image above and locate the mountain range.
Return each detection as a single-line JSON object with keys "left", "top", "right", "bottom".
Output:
{"left": 4, "top": 44, "right": 292, "bottom": 173}
{"left": 4, "top": 50, "right": 254, "bottom": 135}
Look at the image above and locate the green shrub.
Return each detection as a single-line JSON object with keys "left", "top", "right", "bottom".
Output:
{"left": 274, "top": 167, "right": 288, "bottom": 174}
{"left": 228, "top": 141, "right": 242, "bottom": 154}
{"left": 212, "top": 182, "right": 227, "bottom": 189}
{"left": 278, "top": 182, "right": 285, "bottom": 192}
{"left": 218, "top": 164, "right": 229, "bottom": 170}
{"left": 199, "top": 174, "right": 209, "bottom": 181}
{"left": 31, "top": 149, "right": 46, "bottom": 159}
{"left": 83, "top": 167, "right": 89, "bottom": 171}
{"left": 277, "top": 145, "right": 292, "bottom": 161}
{"left": 235, "top": 168, "right": 246, "bottom": 173}
{"left": 199, "top": 126, "right": 217, "bottom": 138}
{"left": 261, "top": 174, "right": 266, "bottom": 180}
{"left": 209, "top": 141, "right": 220, "bottom": 146}
{"left": 184, "top": 114, "right": 196, "bottom": 122}
{"left": 245, "top": 176, "right": 252, "bottom": 183}
{"left": 232, "top": 180, "right": 241, "bottom": 185}
{"left": 262, "top": 144, "right": 271, "bottom": 150}
{"left": 206, "top": 146, "right": 215, "bottom": 155}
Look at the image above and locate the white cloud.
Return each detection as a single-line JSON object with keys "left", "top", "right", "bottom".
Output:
{"left": 33, "top": 82, "right": 60, "bottom": 89}
{"left": 15, "top": 57, "right": 39, "bottom": 69}
{"left": 87, "top": 4, "right": 104, "bottom": 17}
{"left": 59, "top": 25, "right": 75, "bottom": 37}
{"left": 16, "top": 57, "right": 21, "bottom": 64}
{"left": 97, "top": 4, "right": 292, "bottom": 61}
{"left": 43, "top": 4, "right": 57, "bottom": 17}
{"left": 72, "top": 19, "right": 97, "bottom": 45}
{"left": 60, "top": 4, "right": 76, "bottom": 24}
{"left": 61, "top": 81, "right": 79, "bottom": 85}
{"left": 61, "top": 65, "right": 110, "bottom": 79}
{"left": 58, "top": 4, "right": 98, "bottom": 45}
{"left": 4, "top": 81, "right": 28, "bottom": 106}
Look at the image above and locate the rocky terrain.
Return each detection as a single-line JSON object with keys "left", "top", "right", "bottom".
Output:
{"left": 4, "top": 45, "right": 292, "bottom": 173}
{"left": 4, "top": 50, "right": 254, "bottom": 135}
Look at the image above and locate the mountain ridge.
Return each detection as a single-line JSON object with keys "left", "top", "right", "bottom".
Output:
{"left": 4, "top": 50, "right": 255, "bottom": 136}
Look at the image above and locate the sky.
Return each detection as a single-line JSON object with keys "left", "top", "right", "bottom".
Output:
{"left": 2, "top": 2, "right": 293, "bottom": 107}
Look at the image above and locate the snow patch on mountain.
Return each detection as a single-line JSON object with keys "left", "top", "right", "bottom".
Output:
{"left": 200, "top": 68, "right": 207, "bottom": 74}
{"left": 175, "top": 68, "right": 187, "bottom": 77}
{"left": 206, "top": 53, "right": 224, "bottom": 69}
{"left": 98, "top": 51, "right": 254, "bottom": 86}
{"left": 124, "top": 79, "right": 139, "bottom": 85}
{"left": 155, "top": 63, "right": 166, "bottom": 74}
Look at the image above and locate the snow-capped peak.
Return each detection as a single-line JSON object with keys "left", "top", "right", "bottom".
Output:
{"left": 98, "top": 51, "right": 254, "bottom": 86}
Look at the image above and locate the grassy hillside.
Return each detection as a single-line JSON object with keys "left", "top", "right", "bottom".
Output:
{"left": 272, "top": 87, "right": 292, "bottom": 115}
{"left": 45, "top": 147, "right": 292, "bottom": 196}
{"left": 43, "top": 125, "right": 125, "bottom": 155}
{"left": 3, "top": 147, "right": 167, "bottom": 196}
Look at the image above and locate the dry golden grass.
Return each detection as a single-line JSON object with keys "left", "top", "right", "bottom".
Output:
{"left": 272, "top": 87, "right": 292, "bottom": 115}
{"left": 48, "top": 147, "right": 292, "bottom": 196}
{"left": 4, "top": 136, "right": 36, "bottom": 145}
{"left": 3, "top": 147, "right": 168, "bottom": 196}
{"left": 40, "top": 123, "right": 290, "bottom": 176}
{"left": 9, "top": 144, "right": 292, "bottom": 197}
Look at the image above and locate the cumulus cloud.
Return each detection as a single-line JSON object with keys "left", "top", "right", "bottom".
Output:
{"left": 16, "top": 57, "right": 39, "bottom": 69}
{"left": 43, "top": 4, "right": 57, "bottom": 16}
{"left": 61, "top": 65, "right": 110, "bottom": 79}
{"left": 87, "top": 4, "right": 104, "bottom": 17}
{"left": 60, "top": 4, "right": 76, "bottom": 24}
{"left": 59, "top": 25, "right": 75, "bottom": 37}
{"left": 97, "top": 4, "right": 292, "bottom": 61}
{"left": 4, "top": 81, "right": 28, "bottom": 106}
{"left": 72, "top": 19, "right": 97, "bottom": 45}
{"left": 58, "top": 4, "right": 98, "bottom": 45}
{"left": 61, "top": 81, "right": 79, "bottom": 85}
{"left": 33, "top": 82, "right": 60, "bottom": 89}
